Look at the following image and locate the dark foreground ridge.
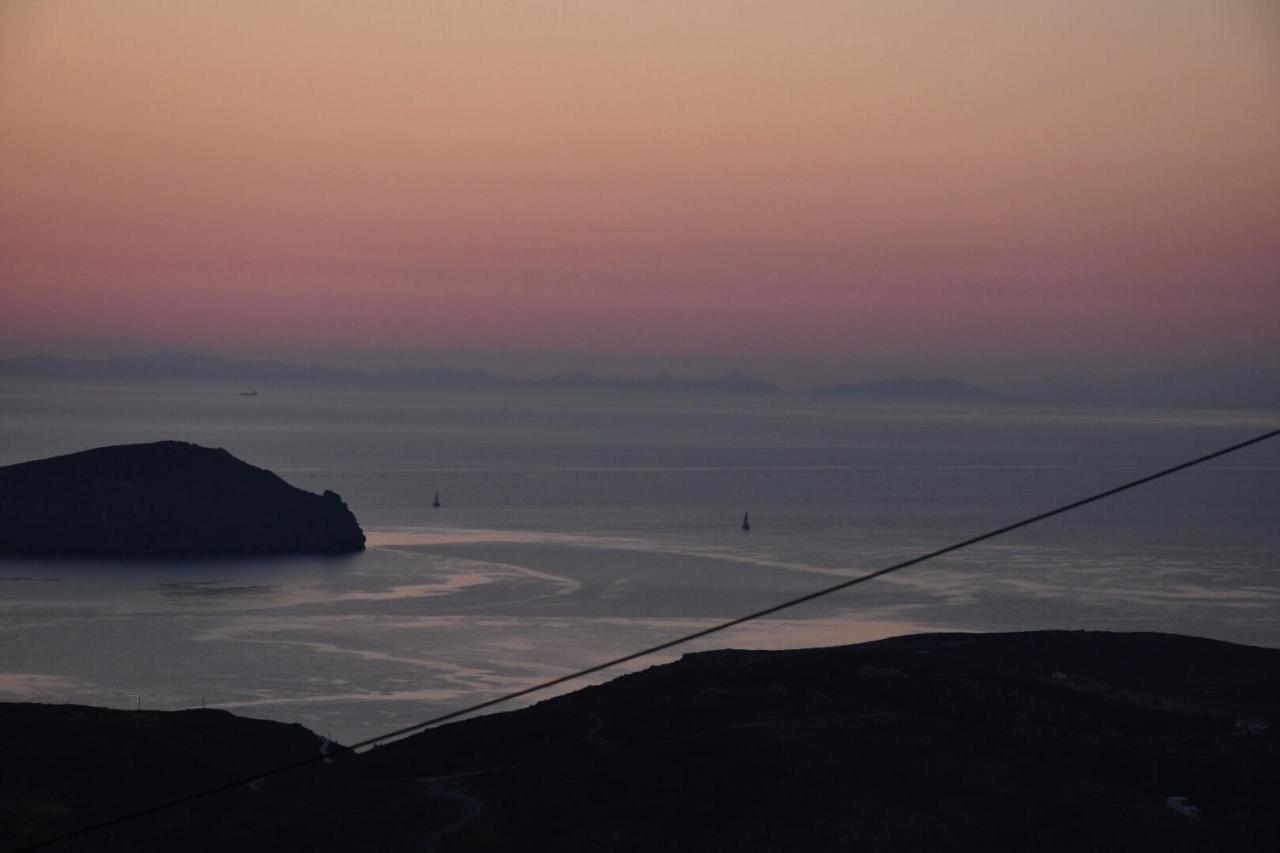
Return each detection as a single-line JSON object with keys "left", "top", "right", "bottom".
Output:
{"left": 4, "top": 631, "right": 1277, "bottom": 852}
{"left": 0, "top": 441, "right": 364, "bottom": 557}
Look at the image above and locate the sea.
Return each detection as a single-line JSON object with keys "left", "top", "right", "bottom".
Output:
{"left": 1, "top": 380, "right": 1277, "bottom": 743}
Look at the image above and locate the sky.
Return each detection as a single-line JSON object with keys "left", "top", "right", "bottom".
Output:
{"left": 1, "top": 1, "right": 1277, "bottom": 383}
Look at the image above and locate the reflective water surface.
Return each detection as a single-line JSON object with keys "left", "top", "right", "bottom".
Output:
{"left": 1, "top": 381, "right": 1276, "bottom": 741}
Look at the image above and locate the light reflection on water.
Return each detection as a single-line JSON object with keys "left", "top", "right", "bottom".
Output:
{"left": 0, "top": 382, "right": 1277, "bottom": 741}
{"left": 2, "top": 528, "right": 1276, "bottom": 742}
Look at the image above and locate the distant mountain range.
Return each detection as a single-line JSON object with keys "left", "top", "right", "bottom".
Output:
{"left": 0, "top": 353, "right": 1006, "bottom": 399}
{"left": 812, "top": 376, "right": 990, "bottom": 399}
{"left": 0, "top": 353, "right": 361, "bottom": 383}
{"left": 0, "top": 353, "right": 786, "bottom": 394}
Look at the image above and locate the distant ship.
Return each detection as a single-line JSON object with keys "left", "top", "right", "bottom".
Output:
{"left": 741, "top": 511, "right": 751, "bottom": 533}
{"left": 239, "top": 390, "right": 259, "bottom": 397}
{"left": 432, "top": 492, "right": 441, "bottom": 509}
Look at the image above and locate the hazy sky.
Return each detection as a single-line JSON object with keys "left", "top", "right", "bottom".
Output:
{"left": 1, "top": 1, "right": 1277, "bottom": 379}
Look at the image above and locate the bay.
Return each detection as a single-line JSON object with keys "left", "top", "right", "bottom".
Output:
{"left": 1, "top": 380, "right": 1276, "bottom": 742}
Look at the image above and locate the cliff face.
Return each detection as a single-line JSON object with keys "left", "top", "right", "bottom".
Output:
{"left": 0, "top": 441, "right": 365, "bottom": 557}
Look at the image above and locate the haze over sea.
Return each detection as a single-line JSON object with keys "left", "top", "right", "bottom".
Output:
{"left": 1, "top": 379, "right": 1277, "bottom": 742}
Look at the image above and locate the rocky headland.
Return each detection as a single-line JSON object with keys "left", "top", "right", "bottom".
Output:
{"left": 0, "top": 441, "right": 364, "bottom": 557}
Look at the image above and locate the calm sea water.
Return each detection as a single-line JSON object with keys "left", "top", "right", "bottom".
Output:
{"left": 1, "top": 380, "right": 1277, "bottom": 742}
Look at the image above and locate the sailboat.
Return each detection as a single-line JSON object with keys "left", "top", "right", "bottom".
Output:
{"left": 432, "top": 492, "right": 441, "bottom": 509}
{"left": 741, "top": 511, "right": 751, "bottom": 533}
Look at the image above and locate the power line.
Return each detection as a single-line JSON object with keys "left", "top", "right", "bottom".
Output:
{"left": 13, "top": 427, "right": 1279, "bottom": 852}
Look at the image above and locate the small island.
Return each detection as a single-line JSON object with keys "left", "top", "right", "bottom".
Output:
{"left": 0, "top": 441, "right": 365, "bottom": 557}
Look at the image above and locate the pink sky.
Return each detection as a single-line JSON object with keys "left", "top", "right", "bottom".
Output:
{"left": 1, "top": 1, "right": 1277, "bottom": 378}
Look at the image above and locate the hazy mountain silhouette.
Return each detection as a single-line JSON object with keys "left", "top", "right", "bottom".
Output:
{"left": 535, "top": 371, "right": 778, "bottom": 392}
{"left": 1023, "top": 366, "right": 1280, "bottom": 410}
{"left": 0, "top": 353, "right": 361, "bottom": 383}
{"left": 0, "top": 353, "right": 782, "bottom": 393}
{"left": 812, "top": 376, "right": 991, "bottom": 399}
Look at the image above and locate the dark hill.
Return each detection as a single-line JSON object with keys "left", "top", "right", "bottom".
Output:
{"left": 0, "top": 703, "right": 328, "bottom": 851}
{"left": 355, "top": 629, "right": 1279, "bottom": 852}
{"left": 6, "top": 631, "right": 1277, "bottom": 852}
{"left": 0, "top": 442, "right": 364, "bottom": 557}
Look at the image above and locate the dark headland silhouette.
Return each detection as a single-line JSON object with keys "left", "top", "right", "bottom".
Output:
{"left": 3, "top": 631, "right": 1277, "bottom": 852}
{"left": 0, "top": 441, "right": 364, "bottom": 557}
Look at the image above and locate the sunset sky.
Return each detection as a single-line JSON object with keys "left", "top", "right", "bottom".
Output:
{"left": 1, "top": 1, "right": 1277, "bottom": 381}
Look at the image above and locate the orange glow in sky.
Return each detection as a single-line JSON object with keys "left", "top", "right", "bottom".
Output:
{"left": 1, "top": 1, "right": 1277, "bottom": 374}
